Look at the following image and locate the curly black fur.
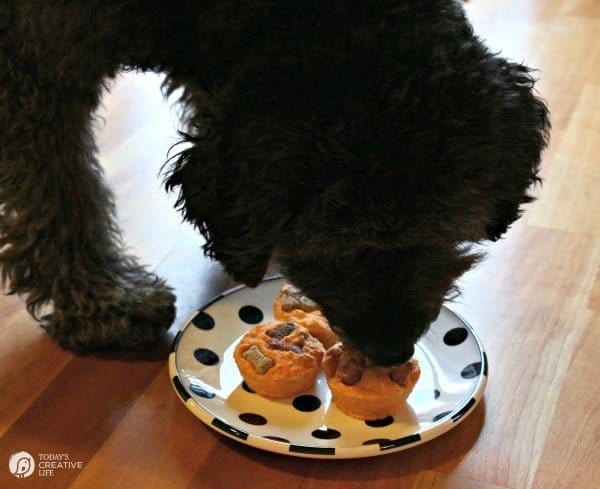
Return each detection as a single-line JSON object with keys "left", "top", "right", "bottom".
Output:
{"left": 0, "top": 1, "right": 549, "bottom": 364}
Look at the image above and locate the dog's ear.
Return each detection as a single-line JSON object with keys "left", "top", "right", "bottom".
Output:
{"left": 164, "top": 124, "right": 295, "bottom": 288}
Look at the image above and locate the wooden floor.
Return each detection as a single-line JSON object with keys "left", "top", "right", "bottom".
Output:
{"left": 1, "top": 1, "right": 598, "bottom": 488}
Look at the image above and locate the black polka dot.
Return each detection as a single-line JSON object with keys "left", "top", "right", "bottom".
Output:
{"left": 189, "top": 383, "right": 215, "bottom": 399}
{"left": 443, "top": 327, "right": 469, "bottom": 346}
{"left": 239, "top": 413, "right": 267, "bottom": 425}
{"left": 311, "top": 428, "right": 341, "bottom": 440}
{"left": 432, "top": 410, "right": 452, "bottom": 422}
{"left": 365, "top": 416, "right": 394, "bottom": 427}
{"left": 434, "top": 389, "right": 441, "bottom": 399}
{"left": 264, "top": 436, "right": 290, "bottom": 443}
{"left": 362, "top": 438, "right": 391, "bottom": 445}
{"left": 193, "top": 348, "right": 219, "bottom": 366}
{"left": 192, "top": 312, "right": 215, "bottom": 330}
{"left": 461, "top": 362, "right": 482, "bottom": 379}
{"left": 241, "top": 381, "right": 255, "bottom": 394}
{"left": 239, "top": 305, "right": 264, "bottom": 324}
{"left": 292, "top": 395, "right": 321, "bottom": 412}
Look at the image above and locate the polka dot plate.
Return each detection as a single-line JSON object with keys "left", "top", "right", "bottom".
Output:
{"left": 169, "top": 276, "right": 487, "bottom": 459}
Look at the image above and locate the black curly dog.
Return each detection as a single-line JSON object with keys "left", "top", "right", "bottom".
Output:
{"left": 0, "top": 1, "right": 549, "bottom": 365}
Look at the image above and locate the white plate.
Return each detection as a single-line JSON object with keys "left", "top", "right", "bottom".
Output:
{"left": 169, "top": 277, "right": 487, "bottom": 459}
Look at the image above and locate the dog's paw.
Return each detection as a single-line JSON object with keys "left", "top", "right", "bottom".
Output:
{"left": 42, "top": 273, "right": 176, "bottom": 352}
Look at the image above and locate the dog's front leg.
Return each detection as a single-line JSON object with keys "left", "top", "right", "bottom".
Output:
{"left": 0, "top": 6, "right": 176, "bottom": 350}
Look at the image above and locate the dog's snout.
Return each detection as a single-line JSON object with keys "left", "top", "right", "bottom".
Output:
{"left": 363, "top": 343, "right": 416, "bottom": 367}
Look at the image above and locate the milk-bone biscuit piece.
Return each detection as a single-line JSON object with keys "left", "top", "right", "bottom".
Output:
{"left": 273, "top": 284, "right": 339, "bottom": 348}
{"left": 242, "top": 345, "right": 274, "bottom": 374}
{"left": 234, "top": 321, "right": 325, "bottom": 398}
{"left": 323, "top": 342, "right": 421, "bottom": 420}
{"left": 280, "top": 284, "right": 320, "bottom": 312}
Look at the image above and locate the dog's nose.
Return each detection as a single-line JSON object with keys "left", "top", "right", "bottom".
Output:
{"left": 365, "top": 345, "right": 416, "bottom": 367}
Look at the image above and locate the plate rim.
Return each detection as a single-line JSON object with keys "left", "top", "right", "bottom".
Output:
{"left": 169, "top": 276, "right": 488, "bottom": 459}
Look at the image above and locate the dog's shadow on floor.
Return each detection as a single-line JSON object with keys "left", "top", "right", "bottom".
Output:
{"left": 190, "top": 400, "right": 487, "bottom": 485}
{"left": 75, "top": 331, "right": 176, "bottom": 363}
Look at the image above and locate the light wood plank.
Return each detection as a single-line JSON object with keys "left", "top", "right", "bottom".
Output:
{"left": 412, "top": 471, "right": 510, "bottom": 489}
{"left": 465, "top": 0, "right": 565, "bottom": 24}
{"left": 529, "top": 313, "right": 600, "bottom": 489}
{"left": 589, "top": 267, "right": 600, "bottom": 311}
{"left": 446, "top": 223, "right": 600, "bottom": 488}
{"left": 527, "top": 84, "right": 600, "bottom": 235}
{"left": 0, "top": 293, "right": 21, "bottom": 316}
{"left": 560, "top": 0, "right": 600, "bottom": 18}
{"left": 532, "top": 18, "right": 600, "bottom": 137}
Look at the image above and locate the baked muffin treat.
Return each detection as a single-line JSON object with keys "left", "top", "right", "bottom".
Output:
{"left": 234, "top": 321, "right": 325, "bottom": 398}
{"left": 273, "top": 284, "right": 339, "bottom": 348}
{"left": 323, "top": 342, "right": 420, "bottom": 420}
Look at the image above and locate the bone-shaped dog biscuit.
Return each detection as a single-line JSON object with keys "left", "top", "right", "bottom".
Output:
{"left": 242, "top": 345, "right": 274, "bottom": 374}
{"left": 280, "top": 286, "right": 319, "bottom": 313}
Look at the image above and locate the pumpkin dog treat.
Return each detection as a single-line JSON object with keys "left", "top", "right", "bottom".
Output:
{"left": 234, "top": 321, "right": 325, "bottom": 398}
{"left": 323, "top": 342, "right": 420, "bottom": 420}
{"left": 273, "top": 284, "right": 339, "bottom": 348}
